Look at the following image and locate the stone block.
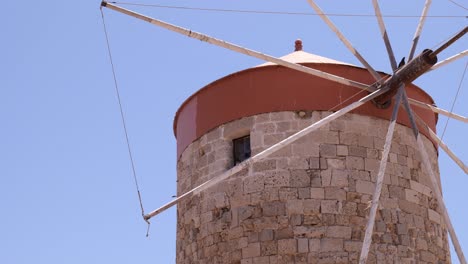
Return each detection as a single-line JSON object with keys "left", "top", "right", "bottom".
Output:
{"left": 341, "top": 201, "right": 357, "bottom": 215}
{"left": 358, "top": 135, "right": 374, "bottom": 148}
{"left": 298, "top": 238, "right": 309, "bottom": 253}
{"left": 320, "top": 144, "right": 337, "bottom": 157}
{"left": 416, "top": 238, "right": 428, "bottom": 250}
{"left": 238, "top": 206, "right": 255, "bottom": 221}
{"left": 396, "top": 224, "right": 408, "bottom": 235}
{"left": 253, "top": 159, "right": 276, "bottom": 172}
{"left": 364, "top": 158, "right": 380, "bottom": 174}
{"left": 288, "top": 157, "right": 309, "bottom": 169}
{"left": 303, "top": 199, "right": 321, "bottom": 215}
{"left": 310, "top": 188, "right": 325, "bottom": 199}
{"left": 321, "top": 200, "right": 339, "bottom": 214}
{"left": 309, "top": 239, "right": 320, "bottom": 252}
{"left": 264, "top": 170, "right": 290, "bottom": 187}
{"left": 337, "top": 145, "right": 348, "bottom": 156}
{"left": 356, "top": 180, "right": 375, "bottom": 195}
{"left": 405, "top": 189, "right": 419, "bottom": 204}
{"left": 292, "top": 142, "right": 320, "bottom": 157}
{"left": 344, "top": 241, "right": 362, "bottom": 252}
{"left": 298, "top": 188, "right": 310, "bottom": 199}
{"left": 325, "top": 226, "right": 352, "bottom": 239}
{"left": 320, "top": 238, "right": 343, "bottom": 252}
{"left": 325, "top": 187, "right": 346, "bottom": 200}
{"left": 367, "top": 148, "right": 380, "bottom": 159}
{"left": 290, "top": 214, "right": 303, "bottom": 226}
{"left": 420, "top": 250, "right": 436, "bottom": 263}
{"left": 261, "top": 242, "right": 278, "bottom": 258}
{"left": 244, "top": 175, "right": 264, "bottom": 194}
{"left": 321, "top": 169, "right": 332, "bottom": 186}
{"left": 262, "top": 201, "right": 286, "bottom": 217}
{"left": 428, "top": 208, "right": 441, "bottom": 224}
{"left": 241, "top": 258, "right": 253, "bottom": 264}
{"left": 349, "top": 146, "right": 367, "bottom": 158}
{"left": 340, "top": 132, "right": 359, "bottom": 146}
{"left": 327, "top": 158, "right": 346, "bottom": 169}
{"left": 260, "top": 229, "right": 274, "bottom": 242}
{"left": 398, "top": 200, "right": 425, "bottom": 216}
{"left": 286, "top": 200, "right": 303, "bottom": 215}
{"left": 278, "top": 239, "right": 297, "bottom": 254}
{"left": 278, "top": 188, "right": 298, "bottom": 201}
{"left": 306, "top": 157, "right": 320, "bottom": 169}
{"left": 290, "top": 169, "right": 311, "bottom": 187}
{"left": 331, "top": 169, "right": 348, "bottom": 187}
{"left": 346, "top": 156, "right": 364, "bottom": 170}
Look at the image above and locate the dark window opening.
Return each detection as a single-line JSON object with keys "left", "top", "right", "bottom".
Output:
{"left": 233, "top": 135, "right": 251, "bottom": 166}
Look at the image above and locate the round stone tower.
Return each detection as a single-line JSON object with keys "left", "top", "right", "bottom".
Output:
{"left": 173, "top": 41, "right": 450, "bottom": 263}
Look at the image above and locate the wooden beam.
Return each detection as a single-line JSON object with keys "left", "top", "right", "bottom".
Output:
{"left": 143, "top": 87, "right": 389, "bottom": 220}
{"left": 359, "top": 86, "right": 404, "bottom": 264}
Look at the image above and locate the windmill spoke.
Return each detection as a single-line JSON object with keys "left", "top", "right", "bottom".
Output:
{"left": 306, "top": 0, "right": 382, "bottom": 83}
{"left": 372, "top": 0, "right": 398, "bottom": 71}
{"left": 401, "top": 91, "right": 467, "bottom": 264}
{"left": 142, "top": 87, "right": 390, "bottom": 220}
{"left": 407, "top": 0, "right": 432, "bottom": 61}
{"left": 412, "top": 111, "right": 468, "bottom": 174}
{"left": 359, "top": 85, "right": 404, "bottom": 264}
{"left": 430, "top": 50, "right": 468, "bottom": 71}
{"left": 408, "top": 98, "right": 468, "bottom": 123}
{"left": 101, "top": 2, "right": 371, "bottom": 90}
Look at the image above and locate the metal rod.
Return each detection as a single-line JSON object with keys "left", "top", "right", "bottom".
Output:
{"left": 101, "top": 1, "right": 371, "bottom": 91}
{"left": 407, "top": 0, "right": 432, "bottom": 61}
{"left": 143, "top": 87, "right": 389, "bottom": 220}
{"left": 401, "top": 92, "right": 467, "bottom": 264}
{"left": 432, "top": 26, "right": 468, "bottom": 57}
{"left": 430, "top": 50, "right": 468, "bottom": 71}
{"left": 408, "top": 98, "right": 468, "bottom": 123}
{"left": 359, "top": 85, "right": 404, "bottom": 264}
{"left": 306, "top": 0, "right": 382, "bottom": 83}
{"left": 372, "top": 0, "right": 397, "bottom": 71}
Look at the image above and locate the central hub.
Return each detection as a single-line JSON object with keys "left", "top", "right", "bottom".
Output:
{"left": 373, "top": 49, "right": 438, "bottom": 108}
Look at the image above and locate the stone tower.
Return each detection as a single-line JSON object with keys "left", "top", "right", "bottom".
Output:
{"left": 173, "top": 41, "right": 450, "bottom": 263}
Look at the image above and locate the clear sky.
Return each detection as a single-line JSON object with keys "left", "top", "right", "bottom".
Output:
{"left": 1, "top": 0, "right": 466, "bottom": 263}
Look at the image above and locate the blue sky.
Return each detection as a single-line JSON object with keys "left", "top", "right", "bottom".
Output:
{"left": 1, "top": 0, "right": 466, "bottom": 263}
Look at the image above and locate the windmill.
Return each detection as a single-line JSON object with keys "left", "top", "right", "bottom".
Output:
{"left": 100, "top": 1, "right": 467, "bottom": 263}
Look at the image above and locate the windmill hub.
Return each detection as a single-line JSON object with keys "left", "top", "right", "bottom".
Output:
{"left": 373, "top": 49, "right": 437, "bottom": 108}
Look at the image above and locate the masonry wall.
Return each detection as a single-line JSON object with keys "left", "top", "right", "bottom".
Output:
{"left": 176, "top": 111, "right": 450, "bottom": 264}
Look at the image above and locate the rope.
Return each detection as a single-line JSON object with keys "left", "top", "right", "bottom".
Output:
{"left": 100, "top": 7, "right": 151, "bottom": 236}
{"left": 111, "top": 2, "right": 466, "bottom": 19}
{"left": 440, "top": 60, "right": 467, "bottom": 140}
{"left": 447, "top": 0, "right": 468, "bottom": 11}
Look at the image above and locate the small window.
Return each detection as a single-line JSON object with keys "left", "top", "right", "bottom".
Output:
{"left": 233, "top": 135, "right": 251, "bottom": 165}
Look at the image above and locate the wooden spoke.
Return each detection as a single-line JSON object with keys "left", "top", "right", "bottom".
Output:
{"left": 430, "top": 50, "right": 468, "bottom": 71}
{"left": 407, "top": 0, "right": 432, "bottom": 61}
{"left": 408, "top": 98, "right": 468, "bottom": 123}
{"left": 411, "top": 111, "right": 468, "bottom": 174}
{"left": 401, "top": 91, "right": 467, "bottom": 264}
{"left": 102, "top": 2, "right": 371, "bottom": 91}
{"left": 372, "top": 0, "right": 398, "bottom": 71}
{"left": 359, "top": 85, "right": 404, "bottom": 264}
{"left": 306, "top": 0, "right": 383, "bottom": 83}
{"left": 142, "top": 87, "right": 390, "bottom": 220}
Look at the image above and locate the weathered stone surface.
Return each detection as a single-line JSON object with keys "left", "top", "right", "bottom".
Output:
{"left": 356, "top": 180, "right": 375, "bottom": 195}
{"left": 321, "top": 238, "right": 343, "bottom": 252}
{"left": 176, "top": 111, "right": 448, "bottom": 264}
{"left": 278, "top": 239, "right": 297, "bottom": 254}
{"left": 242, "top": 243, "right": 260, "bottom": 258}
